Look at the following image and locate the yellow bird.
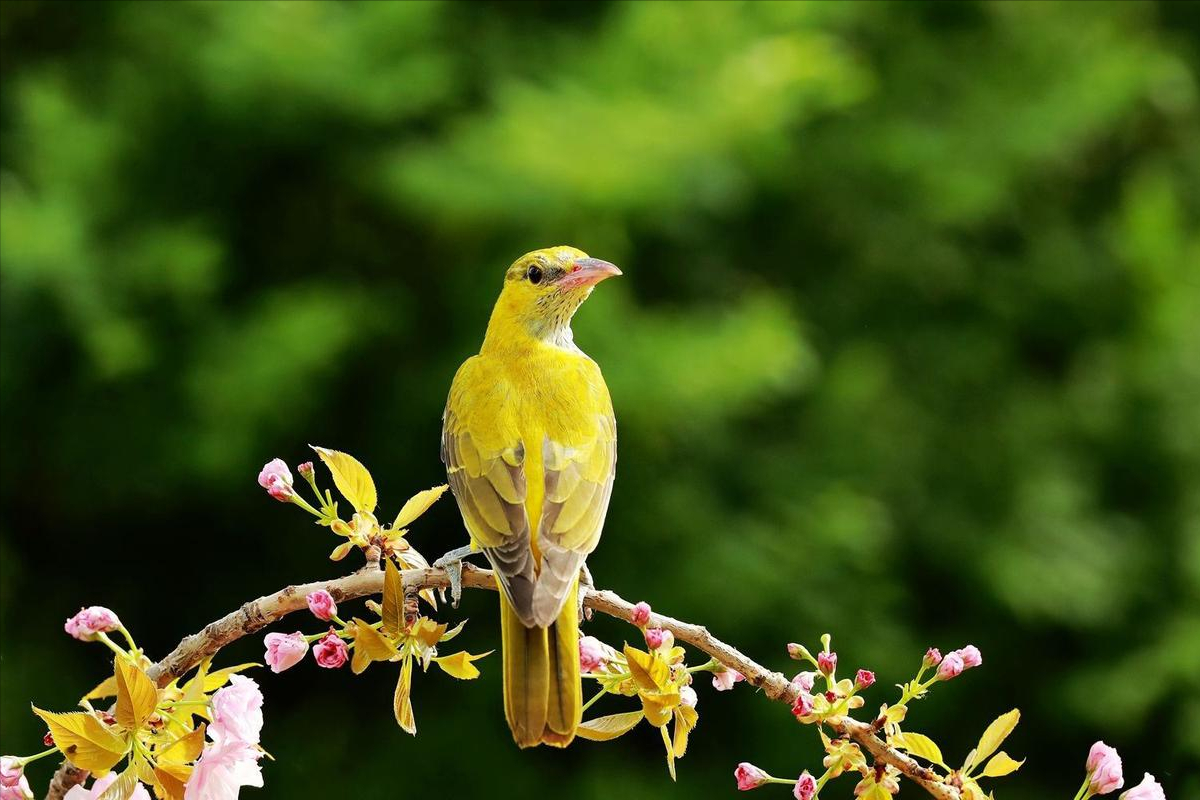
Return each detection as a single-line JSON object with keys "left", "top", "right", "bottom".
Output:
{"left": 441, "top": 246, "right": 620, "bottom": 748}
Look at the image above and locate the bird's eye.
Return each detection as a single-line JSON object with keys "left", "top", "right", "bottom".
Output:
{"left": 527, "top": 265, "right": 543, "bottom": 284}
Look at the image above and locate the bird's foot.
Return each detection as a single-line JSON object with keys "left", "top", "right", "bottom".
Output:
{"left": 433, "top": 544, "right": 477, "bottom": 608}
{"left": 578, "top": 563, "right": 595, "bottom": 622}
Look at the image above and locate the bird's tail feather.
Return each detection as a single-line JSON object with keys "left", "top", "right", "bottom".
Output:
{"left": 500, "top": 579, "right": 581, "bottom": 748}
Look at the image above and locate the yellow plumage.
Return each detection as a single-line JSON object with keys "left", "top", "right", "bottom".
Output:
{"left": 442, "top": 246, "right": 620, "bottom": 748}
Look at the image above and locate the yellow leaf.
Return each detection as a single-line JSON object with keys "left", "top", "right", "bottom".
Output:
{"left": 640, "top": 691, "right": 678, "bottom": 728}
{"left": 892, "top": 731, "right": 945, "bottom": 766}
{"left": 329, "top": 541, "right": 354, "bottom": 561}
{"left": 412, "top": 618, "right": 447, "bottom": 649}
{"left": 311, "top": 446, "right": 376, "bottom": 512}
{"left": 432, "top": 650, "right": 492, "bottom": 680}
{"left": 672, "top": 705, "right": 698, "bottom": 757}
{"left": 391, "top": 485, "right": 449, "bottom": 529}
{"left": 440, "top": 619, "right": 468, "bottom": 642}
{"left": 202, "top": 663, "right": 258, "bottom": 693}
{"left": 115, "top": 658, "right": 158, "bottom": 733}
{"left": 158, "top": 723, "right": 205, "bottom": 764}
{"left": 885, "top": 704, "right": 908, "bottom": 724}
{"left": 382, "top": 559, "right": 404, "bottom": 637}
{"left": 623, "top": 644, "right": 669, "bottom": 692}
{"left": 350, "top": 618, "right": 396, "bottom": 674}
{"left": 980, "top": 751, "right": 1024, "bottom": 778}
{"left": 83, "top": 675, "right": 119, "bottom": 702}
{"left": 394, "top": 657, "right": 416, "bottom": 735}
{"left": 660, "top": 725, "right": 677, "bottom": 781}
{"left": 156, "top": 762, "right": 191, "bottom": 784}
{"left": 968, "top": 709, "right": 1020, "bottom": 772}
{"left": 153, "top": 767, "right": 188, "bottom": 800}
{"left": 864, "top": 785, "right": 890, "bottom": 800}
{"left": 97, "top": 768, "right": 137, "bottom": 800}
{"left": 32, "top": 707, "right": 127, "bottom": 773}
{"left": 575, "top": 711, "right": 644, "bottom": 741}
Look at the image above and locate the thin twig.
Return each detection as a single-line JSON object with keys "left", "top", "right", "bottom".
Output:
{"left": 45, "top": 563, "right": 957, "bottom": 800}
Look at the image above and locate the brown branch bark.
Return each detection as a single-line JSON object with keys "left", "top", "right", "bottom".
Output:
{"left": 46, "top": 563, "right": 957, "bottom": 800}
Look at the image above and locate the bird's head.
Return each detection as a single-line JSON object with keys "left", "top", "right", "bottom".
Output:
{"left": 486, "top": 246, "right": 621, "bottom": 348}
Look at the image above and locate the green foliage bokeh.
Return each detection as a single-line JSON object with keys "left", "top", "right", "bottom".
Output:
{"left": 2, "top": 1, "right": 1197, "bottom": 797}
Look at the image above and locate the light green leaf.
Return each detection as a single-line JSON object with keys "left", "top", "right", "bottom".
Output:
{"left": 391, "top": 485, "right": 449, "bottom": 529}
{"left": 311, "top": 446, "right": 377, "bottom": 512}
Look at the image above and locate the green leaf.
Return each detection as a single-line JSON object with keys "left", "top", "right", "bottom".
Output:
{"left": 432, "top": 650, "right": 492, "bottom": 680}
{"left": 382, "top": 559, "right": 404, "bottom": 637}
{"left": 980, "top": 751, "right": 1024, "bottom": 778}
{"left": 968, "top": 709, "right": 1020, "bottom": 773}
{"left": 32, "top": 707, "right": 127, "bottom": 773}
{"left": 575, "top": 710, "right": 644, "bottom": 741}
{"left": 114, "top": 658, "right": 157, "bottom": 733}
{"left": 311, "top": 446, "right": 377, "bottom": 512}
{"left": 391, "top": 485, "right": 449, "bottom": 529}
{"left": 892, "top": 731, "right": 945, "bottom": 767}
{"left": 394, "top": 656, "right": 416, "bottom": 735}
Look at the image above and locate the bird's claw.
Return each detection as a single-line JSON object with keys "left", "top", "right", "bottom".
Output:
{"left": 433, "top": 544, "right": 475, "bottom": 608}
{"left": 578, "top": 563, "right": 595, "bottom": 622}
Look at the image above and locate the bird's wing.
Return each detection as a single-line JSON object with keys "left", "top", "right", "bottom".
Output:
{"left": 442, "top": 360, "right": 538, "bottom": 625}
{"left": 531, "top": 407, "right": 617, "bottom": 626}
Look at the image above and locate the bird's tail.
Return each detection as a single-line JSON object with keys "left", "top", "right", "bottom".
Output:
{"left": 499, "top": 578, "right": 581, "bottom": 748}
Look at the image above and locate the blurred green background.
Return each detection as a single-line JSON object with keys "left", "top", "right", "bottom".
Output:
{"left": 2, "top": 1, "right": 1198, "bottom": 797}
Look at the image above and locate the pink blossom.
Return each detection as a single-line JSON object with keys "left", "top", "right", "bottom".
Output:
{"left": 631, "top": 601, "right": 652, "bottom": 628}
{"left": 791, "top": 691, "right": 815, "bottom": 719}
{"left": 644, "top": 628, "right": 665, "bottom": 649}
{"left": 64, "top": 606, "right": 121, "bottom": 641}
{"left": 936, "top": 651, "right": 964, "bottom": 680}
{"left": 210, "top": 675, "right": 264, "bottom": 747}
{"left": 579, "top": 636, "right": 606, "bottom": 672}
{"left": 958, "top": 645, "right": 982, "bottom": 669}
{"left": 818, "top": 650, "right": 837, "bottom": 676}
{"left": 297, "top": 461, "right": 314, "bottom": 480}
{"left": 791, "top": 671, "right": 817, "bottom": 693}
{"left": 306, "top": 590, "right": 337, "bottom": 621}
{"left": 313, "top": 631, "right": 349, "bottom": 668}
{"left": 680, "top": 685, "right": 698, "bottom": 708}
{"left": 1121, "top": 773, "right": 1165, "bottom": 800}
{"left": 1, "top": 758, "right": 31, "bottom": 800}
{"left": 64, "top": 775, "right": 151, "bottom": 800}
{"left": 794, "top": 771, "right": 817, "bottom": 800}
{"left": 263, "top": 632, "right": 308, "bottom": 673}
{"left": 854, "top": 669, "right": 875, "bottom": 690}
{"left": 184, "top": 738, "right": 263, "bottom": 800}
{"left": 257, "top": 458, "right": 292, "bottom": 489}
{"left": 924, "top": 647, "right": 942, "bottom": 667}
{"left": 1087, "top": 742, "right": 1124, "bottom": 795}
{"left": 713, "top": 667, "right": 744, "bottom": 691}
{"left": 734, "top": 762, "right": 769, "bottom": 791}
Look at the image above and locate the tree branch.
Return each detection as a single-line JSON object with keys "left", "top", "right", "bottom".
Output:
{"left": 45, "top": 562, "right": 958, "bottom": 800}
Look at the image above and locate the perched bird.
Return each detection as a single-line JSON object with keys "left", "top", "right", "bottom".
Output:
{"left": 442, "top": 246, "right": 620, "bottom": 748}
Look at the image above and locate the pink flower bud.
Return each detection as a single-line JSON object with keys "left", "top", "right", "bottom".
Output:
{"left": 680, "top": 685, "right": 698, "bottom": 708}
{"left": 818, "top": 651, "right": 837, "bottom": 676}
{"left": 64, "top": 606, "right": 121, "bottom": 641}
{"left": 791, "top": 671, "right": 817, "bottom": 693}
{"left": 257, "top": 458, "right": 293, "bottom": 491}
{"left": 579, "top": 636, "right": 606, "bottom": 672}
{"left": 1, "top": 757, "right": 32, "bottom": 799}
{"left": 297, "top": 461, "right": 314, "bottom": 480}
{"left": 644, "top": 628, "right": 665, "bottom": 650}
{"left": 958, "top": 645, "right": 982, "bottom": 669}
{"left": 936, "top": 651, "right": 964, "bottom": 680}
{"left": 267, "top": 481, "right": 295, "bottom": 502}
{"left": 1087, "top": 742, "right": 1124, "bottom": 795}
{"left": 924, "top": 647, "right": 942, "bottom": 667}
{"left": 713, "top": 667, "right": 744, "bottom": 691}
{"left": 631, "top": 601, "right": 652, "bottom": 628}
{"left": 787, "top": 642, "right": 812, "bottom": 661}
{"left": 312, "top": 630, "right": 348, "bottom": 669}
{"left": 263, "top": 632, "right": 308, "bottom": 673}
{"left": 791, "top": 691, "right": 814, "bottom": 719}
{"left": 734, "top": 763, "right": 769, "bottom": 791}
{"left": 1121, "top": 773, "right": 1165, "bottom": 800}
{"left": 306, "top": 590, "right": 337, "bottom": 621}
{"left": 794, "top": 771, "right": 817, "bottom": 800}
{"left": 854, "top": 669, "right": 875, "bottom": 690}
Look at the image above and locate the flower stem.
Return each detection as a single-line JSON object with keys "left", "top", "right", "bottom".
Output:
{"left": 1072, "top": 776, "right": 1095, "bottom": 800}
{"left": 17, "top": 747, "right": 59, "bottom": 767}
{"left": 581, "top": 688, "right": 607, "bottom": 714}
{"left": 95, "top": 631, "right": 131, "bottom": 661}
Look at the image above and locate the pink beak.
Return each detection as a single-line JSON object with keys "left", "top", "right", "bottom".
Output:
{"left": 557, "top": 257, "right": 622, "bottom": 290}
